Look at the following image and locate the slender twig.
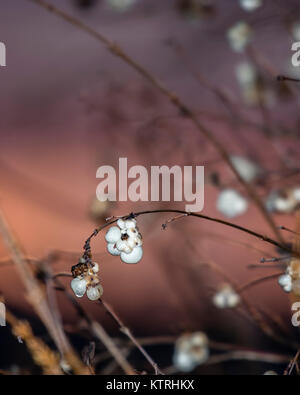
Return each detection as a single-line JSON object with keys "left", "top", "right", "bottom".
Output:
{"left": 260, "top": 256, "right": 290, "bottom": 263}
{"left": 237, "top": 273, "right": 283, "bottom": 293}
{"left": 54, "top": 272, "right": 163, "bottom": 374}
{"left": 99, "top": 299, "right": 164, "bottom": 375}
{"left": 279, "top": 226, "right": 300, "bottom": 236}
{"left": 53, "top": 278, "right": 135, "bottom": 375}
{"left": 85, "top": 210, "right": 293, "bottom": 256}
{"left": 277, "top": 75, "right": 300, "bottom": 83}
{"left": 284, "top": 349, "right": 300, "bottom": 375}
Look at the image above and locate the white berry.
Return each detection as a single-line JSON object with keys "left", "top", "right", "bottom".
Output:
{"left": 117, "top": 219, "right": 126, "bottom": 229}
{"left": 87, "top": 284, "right": 103, "bottom": 301}
{"left": 116, "top": 239, "right": 132, "bottom": 254}
{"left": 71, "top": 278, "right": 87, "bottom": 298}
{"left": 217, "top": 189, "right": 248, "bottom": 218}
{"left": 120, "top": 246, "right": 143, "bottom": 264}
{"left": 105, "top": 226, "right": 121, "bottom": 243}
{"left": 107, "top": 243, "right": 121, "bottom": 256}
{"left": 278, "top": 274, "right": 292, "bottom": 293}
{"left": 124, "top": 219, "right": 137, "bottom": 229}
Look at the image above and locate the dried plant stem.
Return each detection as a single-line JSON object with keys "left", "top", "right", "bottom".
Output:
{"left": 284, "top": 349, "right": 300, "bottom": 375}
{"left": 0, "top": 209, "right": 88, "bottom": 374}
{"left": 54, "top": 274, "right": 160, "bottom": 375}
{"left": 237, "top": 273, "right": 283, "bottom": 293}
{"left": 4, "top": 308, "right": 62, "bottom": 375}
{"left": 90, "top": 321, "right": 135, "bottom": 375}
{"left": 99, "top": 299, "right": 164, "bottom": 375}
{"left": 28, "top": 0, "right": 283, "bottom": 243}
{"left": 279, "top": 225, "right": 300, "bottom": 236}
{"left": 53, "top": 278, "right": 135, "bottom": 375}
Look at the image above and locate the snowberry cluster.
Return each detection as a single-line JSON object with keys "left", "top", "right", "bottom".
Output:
{"left": 278, "top": 259, "right": 300, "bottom": 295}
{"left": 70, "top": 259, "right": 103, "bottom": 301}
{"left": 213, "top": 284, "right": 240, "bottom": 309}
{"left": 278, "top": 272, "right": 292, "bottom": 293}
{"left": 173, "top": 332, "right": 209, "bottom": 373}
{"left": 105, "top": 218, "right": 143, "bottom": 264}
{"left": 266, "top": 187, "right": 300, "bottom": 214}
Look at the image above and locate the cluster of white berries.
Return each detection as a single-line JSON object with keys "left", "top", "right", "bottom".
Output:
{"left": 227, "top": 21, "right": 252, "bottom": 52}
{"left": 71, "top": 259, "right": 103, "bottom": 301}
{"left": 213, "top": 284, "right": 240, "bottom": 309}
{"left": 173, "top": 332, "right": 209, "bottom": 372}
{"left": 278, "top": 260, "right": 300, "bottom": 295}
{"left": 278, "top": 272, "right": 292, "bottom": 293}
{"left": 217, "top": 189, "right": 248, "bottom": 218}
{"left": 105, "top": 218, "right": 143, "bottom": 264}
{"left": 265, "top": 187, "right": 300, "bottom": 214}
{"left": 239, "top": 0, "right": 262, "bottom": 12}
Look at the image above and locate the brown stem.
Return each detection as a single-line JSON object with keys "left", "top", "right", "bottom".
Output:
{"left": 87, "top": 210, "right": 293, "bottom": 256}
{"left": 99, "top": 300, "right": 164, "bottom": 375}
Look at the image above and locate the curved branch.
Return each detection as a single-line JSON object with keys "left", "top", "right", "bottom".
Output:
{"left": 84, "top": 210, "right": 294, "bottom": 257}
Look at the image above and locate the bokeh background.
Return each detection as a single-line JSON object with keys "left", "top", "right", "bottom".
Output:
{"left": 0, "top": 0, "right": 300, "bottom": 374}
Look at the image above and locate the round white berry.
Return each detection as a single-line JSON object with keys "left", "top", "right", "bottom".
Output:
{"left": 71, "top": 278, "right": 87, "bottom": 298}
{"left": 92, "top": 262, "right": 99, "bottom": 273}
{"left": 124, "top": 219, "right": 137, "bottom": 229}
{"left": 116, "top": 239, "right": 132, "bottom": 254}
{"left": 173, "top": 351, "right": 196, "bottom": 373}
{"left": 278, "top": 274, "right": 292, "bottom": 293}
{"left": 217, "top": 189, "right": 248, "bottom": 218}
{"left": 230, "top": 155, "right": 261, "bottom": 183}
{"left": 105, "top": 226, "right": 121, "bottom": 243}
{"left": 87, "top": 284, "right": 103, "bottom": 301}
{"left": 120, "top": 246, "right": 143, "bottom": 264}
{"left": 117, "top": 219, "right": 126, "bottom": 229}
{"left": 107, "top": 243, "right": 121, "bottom": 256}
